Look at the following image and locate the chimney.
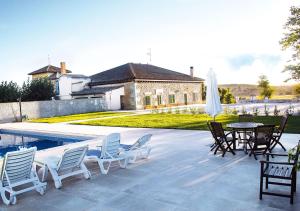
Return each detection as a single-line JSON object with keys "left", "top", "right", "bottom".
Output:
{"left": 60, "top": 62, "right": 66, "bottom": 75}
{"left": 190, "top": 66, "right": 194, "bottom": 77}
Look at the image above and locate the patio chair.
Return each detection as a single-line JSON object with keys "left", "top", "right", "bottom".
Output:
{"left": 0, "top": 147, "right": 46, "bottom": 205}
{"left": 248, "top": 125, "right": 275, "bottom": 160}
{"left": 209, "top": 121, "right": 236, "bottom": 157}
{"left": 35, "top": 145, "right": 90, "bottom": 189}
{"left": 260, "top": 140, "right": 300, "bottom": 204}
{"left": 270, "top": 114, "right": 288, "bottom": 152}
{"left": 120, "top": 134, "right": 152, "bottom": 163}
{"left": 207, "top": 121, "right": 218, "bottom": 151}
{"left": 237, "top": 114, "right": 254, "bottom": 146}
{"left": 85, "top": 133, "right": 129, "bottom": 174}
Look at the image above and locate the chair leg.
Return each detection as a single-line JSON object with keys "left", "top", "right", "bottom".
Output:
{"left": 227, "top": 142, "right": 235, "bottom": 155}
{"left": 260, "top": 164, "right": 263, "bottom": 200}
{"left": 265, "top": 176, "right": 268, "bottom": 189}
{"left": 278, "top": 142, "right": 286, "bottom": 151}
{"left": 290, "top": 182, "right": 294, "bottom": 204}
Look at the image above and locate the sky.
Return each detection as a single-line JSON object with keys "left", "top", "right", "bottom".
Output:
{"left": 0, "top": 0, "right": 298, "bottom": 85}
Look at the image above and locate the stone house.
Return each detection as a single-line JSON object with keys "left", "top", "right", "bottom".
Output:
{"left": 76, "top": 63, "right": 204, "bottom": 110}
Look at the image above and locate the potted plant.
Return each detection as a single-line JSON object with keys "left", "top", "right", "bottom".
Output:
{"left": 288, "top": 144, "right": 300, "bottom": 170}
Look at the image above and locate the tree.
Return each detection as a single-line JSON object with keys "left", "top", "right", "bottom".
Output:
{"left": 258, "top": 75, "right": 273, "bottom": 99}
{"left": 218, "top": 88, "right": 235, "bottom": 104}
{"left": 280, "top": 6, "right": 300, "bottom": 81}
{"left": 0, "top": 81, "right": 20, "bottom": 103}
{"left": 21, "top": 78, "right": 55, "bottom": 101}
{"left": 294, "top": 83, "right": 300, "bottom": 96}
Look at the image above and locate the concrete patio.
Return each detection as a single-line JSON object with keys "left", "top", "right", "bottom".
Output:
{"left": 0, "top": 122, "right": 299, "bottom": 211}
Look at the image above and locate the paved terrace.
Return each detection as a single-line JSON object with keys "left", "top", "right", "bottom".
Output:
{"left": 0, "top": 122, "right": 299, "bottom": 211}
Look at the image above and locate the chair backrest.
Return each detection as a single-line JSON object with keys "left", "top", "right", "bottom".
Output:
{"left": 254, "top": 125, "right": 275, "bottom": 144}
{"left": 57, "top": 145, "right": 88, "bottom": 172}
{"left": 210, "top": 122, "right": 226, "bottom": 140}
{"left": 130, "top": 134, "right": 152, "bottom": 150}
{"left": 101, "top": 133, "right": 121, "bottom": 159}
{"left": 1, "top": 147, "right": 36, "bottom": 187}
{"left": 278, "top": 115, "right": 288, "bottom": 134}
{"left": 238, "top": 114, "right": 254, "bottom": 122}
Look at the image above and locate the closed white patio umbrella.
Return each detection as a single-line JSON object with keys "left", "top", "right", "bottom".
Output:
{"left": 205, "top": 69, "right": 222, "bottom": 120}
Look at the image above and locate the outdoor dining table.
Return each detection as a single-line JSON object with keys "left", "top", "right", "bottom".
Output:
{"left": 226, "top": 122, "right": 263, "bottom": 152}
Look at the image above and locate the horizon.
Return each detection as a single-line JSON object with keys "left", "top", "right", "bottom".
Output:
{"left": 0, "top": 0, "right": 299, "bottom": 86}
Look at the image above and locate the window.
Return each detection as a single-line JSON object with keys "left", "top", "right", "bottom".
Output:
{"left": 168, "top": 94, "right": 175, "bottom": 104}
{"left": 193, "top": 93, "right": 198, "bottom": 102}
{"left": 157, "top": 95, "right": 162, "bottom": 105}
{"left": 144, "top": 96, "right": 151, "bottom": 105}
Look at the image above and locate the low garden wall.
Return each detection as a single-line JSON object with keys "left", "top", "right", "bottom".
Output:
{"left": 0, "top": 98, "right": 107, "bottom": 123}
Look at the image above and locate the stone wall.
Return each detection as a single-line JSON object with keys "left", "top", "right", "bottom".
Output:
{"left": 0, "top": 98, "right": 107, "bottom": 123}
{"left": 135, "top": 81, "right": 203, "bottom": 109}
{"left": 122, "top": 82, "right": 137, "bottom": 110}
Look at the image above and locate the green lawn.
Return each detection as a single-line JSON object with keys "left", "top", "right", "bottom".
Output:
{"left": 74, "top": 113, "right": 300, "bottom": 134}
{"left": 30, "top": 111, "right": 133, "bottom": 123}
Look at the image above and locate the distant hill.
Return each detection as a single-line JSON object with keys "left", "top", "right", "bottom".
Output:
{"left": 219, "top": 84, "right": 294, "bottom": 97}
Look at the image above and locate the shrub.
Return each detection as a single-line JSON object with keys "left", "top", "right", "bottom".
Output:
{"left": 273, "top": 105, "right": 280, "bottom": 116}
{"left": 285, "top": 104, "right": 295, "bottom": 116}
{"left": 232, "top": 107, "right": 238, "bottom": 115}
{"left": 264, "top": 104, "right": 270, "bottom": 116}
{"left": 190, "top": 107, "right": 197, "bottom": 115}
{"left": 241, "top": 106, "right": 247, "bottom": 115}
{"left": 21, "top": 78, "right": 55, "bottom": 101}
{"left": 0, "top": 81, "right": 20, "bottom": 103}
{"left": 253, "top": 107, "right": 259, "bottom": 116}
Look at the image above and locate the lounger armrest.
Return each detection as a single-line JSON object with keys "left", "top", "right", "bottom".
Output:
{"left": 260, "top": 160, "right": 294, "bottom": 166}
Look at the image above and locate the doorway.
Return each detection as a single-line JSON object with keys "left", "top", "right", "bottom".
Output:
{"left": 184, "top": 94, "right": 188, "bottom": 105}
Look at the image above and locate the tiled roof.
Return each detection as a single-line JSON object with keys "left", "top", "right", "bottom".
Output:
{"left": 28, "top": 65, "right": 72, "bottom": 75}
{"left": 90, "top": 63, "right": 204, "bottom": 86}
{"left": 71, "top": 85, "right": 123, "bottom": 96}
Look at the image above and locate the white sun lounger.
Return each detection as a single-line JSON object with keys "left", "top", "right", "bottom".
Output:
{"left": 120, "top": 134, "right": 152, "bottom": 163}
{"left": 85, "top": 133, "right": 129, "bottom": 175}
{"left": 0, "top": 147, "right": 46, "bottom": 205}
{"left": 35, "top": 145, "right": 91, "bottom": 189}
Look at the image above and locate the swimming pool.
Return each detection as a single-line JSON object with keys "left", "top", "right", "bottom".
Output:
{"left": 0, "top": 129, "right": 94, "bottom": 157}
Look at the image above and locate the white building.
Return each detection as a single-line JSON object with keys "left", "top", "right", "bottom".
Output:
{"left": 55, "top": 74, "right": 90, "bottom": 100}
{"left": 71, "top": 85, "right": 124, "bottom": 110}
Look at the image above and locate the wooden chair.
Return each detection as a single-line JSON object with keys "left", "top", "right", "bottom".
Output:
{"left": 207, "top": 121, "right": 218, "bottom": 152}
{"left": 248, "top": 125, "right": 275, "bottom": 160}
{"left": 237, "top": 114, "right": 254, "bottom": 146}
{"left": 209, "top": 122, "right": 236, "bottom": 157}
{"left": 260, "top": 140, "right": 300, "bottom": 204}
{"left": 270, "top": 115, "right": 288, "bottom": 151}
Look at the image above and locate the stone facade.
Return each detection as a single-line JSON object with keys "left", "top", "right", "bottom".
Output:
{"left": 133, "top": 81, "right": 203, "bottom": 110}
{"left": 122, "top": 82, "right": 137, "bottom": 110}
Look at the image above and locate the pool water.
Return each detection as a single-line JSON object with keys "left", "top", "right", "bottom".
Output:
{"left": 0, "top": 129, "right": 92, "bottom": 157}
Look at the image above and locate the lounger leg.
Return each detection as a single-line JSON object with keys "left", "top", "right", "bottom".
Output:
{"left": 38, "top": 164, "right": 49, "bottom": 182}
{"left": 0, "top": 187, "right": 16, "bottom": 205}
{"left": 119, "top": 158, "right": 128, "bottom": 168}
{"left": 98, "top": 160, "right": 110, "bottom": 175}
{"left": 48, "top": 167, "right": 62, "bottom": 189}
{"left": 80, "top": 163, "right": 91, "bottom": 179}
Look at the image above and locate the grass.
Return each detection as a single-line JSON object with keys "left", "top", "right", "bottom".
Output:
{"left": 29, "top": 111, "right": 133, "bottom": 123}
{"left": 74, "top": 113, "right": 300, "bottom": 134}
{"left": 270, "top": 95, "right": 296, "bottom": 100}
